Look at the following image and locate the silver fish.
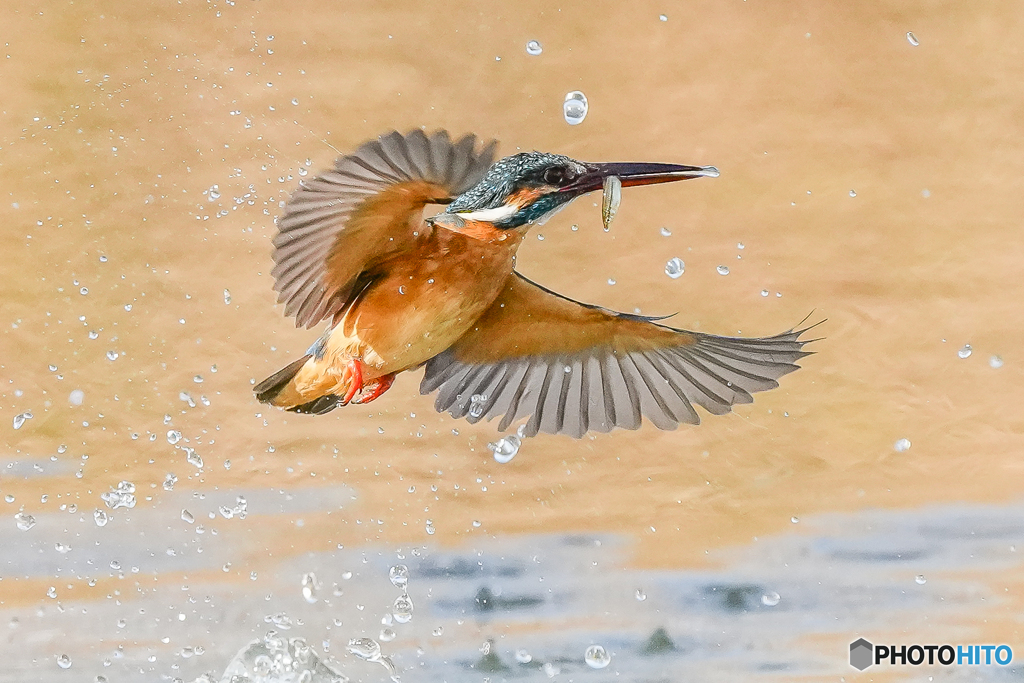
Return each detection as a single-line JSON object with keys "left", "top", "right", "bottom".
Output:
{"left": 601, "top": 175, "right": 621, "bottom": 232}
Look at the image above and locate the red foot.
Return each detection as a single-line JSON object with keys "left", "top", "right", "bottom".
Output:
{"left": 341, "top": 358, "right": 364, "bottom": 405}
{"left": 352, "top": 373, "right": 396, "bottom": 405}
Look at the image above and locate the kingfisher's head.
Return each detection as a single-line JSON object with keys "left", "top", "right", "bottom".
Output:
{"left": 432, "top": 151, "right": 719, "bottom": 232}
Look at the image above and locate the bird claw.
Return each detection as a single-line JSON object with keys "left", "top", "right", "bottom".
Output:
{"left": 340, "top": 359, "right": 364, "bottom": 405}
{"left": 351, "top": 373, "right": 396, "bottom": 405}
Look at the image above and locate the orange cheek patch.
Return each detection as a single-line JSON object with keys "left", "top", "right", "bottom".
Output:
{"left": 458, "top": 220, "right": 518, "bottom": 243}
{"left": 509, "top": 186, "right": 547, "bottom": 209}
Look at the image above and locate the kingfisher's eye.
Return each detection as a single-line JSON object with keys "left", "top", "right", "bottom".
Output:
{"left": 543, "top": 166, "right": 572, "bottom": 185}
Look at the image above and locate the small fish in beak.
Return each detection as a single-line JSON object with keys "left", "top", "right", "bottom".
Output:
{"left": 601, "top": 175, "right": 621, "bottom": 231}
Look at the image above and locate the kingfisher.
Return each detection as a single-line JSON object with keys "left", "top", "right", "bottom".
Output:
{"left": 254, "top": 130, "right": 815, "bottom": 438}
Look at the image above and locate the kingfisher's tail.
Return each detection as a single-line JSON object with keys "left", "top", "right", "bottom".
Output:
{"left": 254, "top": 355, "right": 312, "bottom": 403}
{"left": 253, "top": 355, "right": 343, "bottom": 415}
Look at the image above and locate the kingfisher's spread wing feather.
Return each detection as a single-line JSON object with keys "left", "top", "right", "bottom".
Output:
{"left": 271, "top": 130, "right": 498, "bottom": 328}
{"left": 421, "top": 273, "right": 815, "bottom": 438}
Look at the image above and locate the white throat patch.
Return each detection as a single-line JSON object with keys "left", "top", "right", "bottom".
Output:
{"left": 452, "top": 203, "right": 519, "bottom": 223}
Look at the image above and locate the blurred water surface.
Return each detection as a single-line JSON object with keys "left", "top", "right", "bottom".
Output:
{"left": 1, "top": 1, "right": 1023, "bottom": 680}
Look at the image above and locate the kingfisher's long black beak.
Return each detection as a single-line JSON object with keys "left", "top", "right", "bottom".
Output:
{"left": 562, "top": 162, "right": 719, "bottom": 195}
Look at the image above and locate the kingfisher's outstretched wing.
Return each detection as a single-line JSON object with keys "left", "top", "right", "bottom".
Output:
{"left": 421, "top": 273, "right": 817, "bottom": 438}
{"left": 271, "top": 130, "right": 497, "bottom": 329}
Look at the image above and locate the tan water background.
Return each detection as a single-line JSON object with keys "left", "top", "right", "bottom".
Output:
{"left": 1, "top": 1, "right": 1023, "bottom": 680}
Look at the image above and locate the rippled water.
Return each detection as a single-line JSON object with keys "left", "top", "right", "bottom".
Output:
{"left": 2, "top": 2, "right": 1023, "bottom": 681}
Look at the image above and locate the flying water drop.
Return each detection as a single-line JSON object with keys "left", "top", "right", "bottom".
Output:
{"left": 665, "top": 257, "right": 684, "bottom": 279}
{"left": 15, "top": 512, "right": 36, "bottom": 531}
{"left": 563, "top": 91, "right": 588, "bottom": 125}
{"left": 389, "top": 564, "right": 409, "bottom": 589}
{"left": 393, "top": 593, "right": 414, "bottom": 623}
{"left": 584, "top": 644, "right": 611, "bottom": 669}
{"left": 346, "top": 637, "right": 381, "bottom": 662}
{"left": 488, "top": 432, "right": 521, "bottom": 464}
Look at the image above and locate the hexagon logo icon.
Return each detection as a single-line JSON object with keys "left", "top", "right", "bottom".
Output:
{"left": 849, "top": 638, "right": 874, "bottom": 670}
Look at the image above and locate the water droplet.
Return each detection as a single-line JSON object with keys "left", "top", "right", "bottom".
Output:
{"left": 761, "top": 289, "right": 770, "bottom": 297}
{"left": 921, "top": 188, "right": 931, "bottom": 198}
{"left": 660, "top": 226, "right": 672, "bottom": 237}
{"left": 432, "top": 626, "right": 444, "bottom": 637}
{"left": 301, "top": 572, "right": 322, "bottom": 603}
{"left": 15, "top": 512, "right": 36, "bottom": 531}
{"left": 563, "top": 90, "right": 589, "bottom": 125}
{"left": 55, "top": 541, "right": 71, "bottom": 554}
{"left": 716, "top": 265, "right": 730, "bottom": 275}
{"left": 106, "top": 350, "right": 118, "bottom": 361}
{"left": 379, "top": 628, "right": 396, "bottom": 642}
{"left": 167, "top": 430, "right": 182, "bottom": 445}
{"left": 393, "top": 593, "right": 414, "bottom": 623}
{"left": 93, "top": 509, "right": 108, "bottom": 527}
{"left": 761, "top": 591, "right": 781, "bottom": 606}
{"left": 69, "top": 389, "right": 85, "bottom": 406}
{"left": 468, "top": 394, "right": 487, "bottom": 419}
{"left": 56, "top": 654, "right": 72, "bottom": 669}
{"left": 181, "top": 509, "right": 195, "bottom": 524}
{"left": 790, "top": 516, "right": 799, "bottom": 524}
{"left": 737, "top": 242, "right": 745, "bottom": 249}
{"left": 849, "top": 190, "right": 857, "bottom": 197}
{"left": 101, "top": 481, "right": 137, "bottom": 510}
{"left": 607, "top": 278, "right": 616, "bottom": 286}
{"left": 515, "top": 649, "right": 533, "bottom": 664}
{"left": 185, "top": 448, "right": 204, "bottom": 469}
{"left": 915, "top": 574, "right": 927, "bottom": 585}
{"left": 163, "top": 473, "right": 178, "bottom": 491}
{"left": 208, "top": 184, "right": 221, "bottom": 200}
{"left": 635, "top": 588, "right": 647, "bottom": 601}
{"left": 659, "top": 14, "right": 668, "bottom": 21}
{"left": 665, "top": 257, "right": 684, "bottom": 279}
{"left": 906, "top": 31, "right": 919, "bottom": 46}
{"left": 958, "top": 344, "right": 972, "bottom": 359}
{"left": 543, "top": 662, "right": 561, "bottom": 677}
{"left": 488, "top": 433, "right": 521, "bottom": 463}
{"left": 347, "top": 637, "right": 381, "bottom": 661}
{"left": 526, "top": 40, "right": 543, "bottom": 55}
{"left": 389, "top": 564, "right": 409, "bottom": 589}
{"left": 584, "top": 644, "right": 611, "bottom": 669}
{"left": 193, "top": 375, "right": 204, "bottom": 383}
{"left": 13, "top": 411, "right": 33, "bottom": 430}
{"left": 990, "top": 355, "right": 1004, "bottom": 369}
{"left": 894, "top": 438, "right": 911, "bottom": 452}
{"left": 80, "top": 286, "right": 89, "bottom": 295}
{"left": 425, "top": 519, "right": 435, "bottom": 535}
